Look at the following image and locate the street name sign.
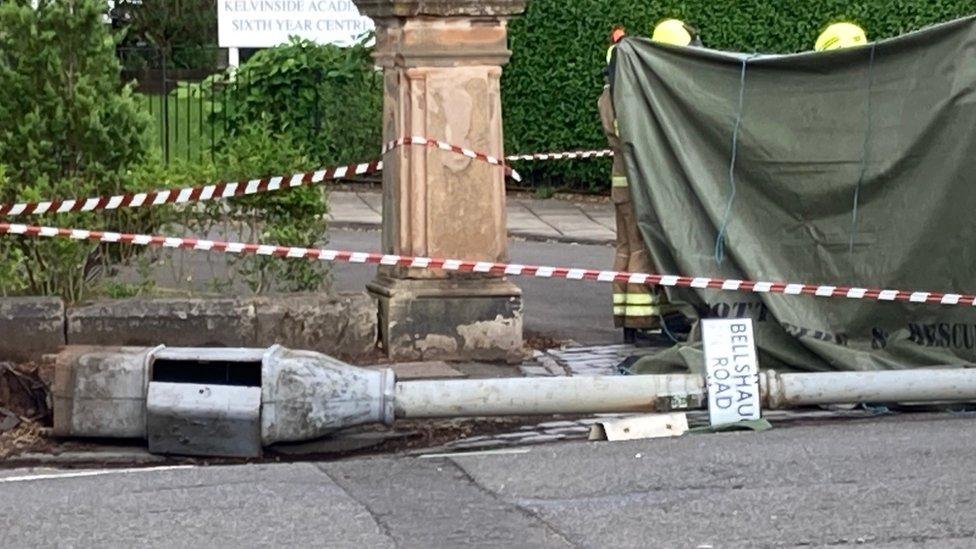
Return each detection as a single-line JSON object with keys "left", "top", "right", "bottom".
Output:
{"left": 702, "top": 318, "right": 761, "bottom": 426}
{"left": 218, "top": 0, "right": 374, "bottom": 48}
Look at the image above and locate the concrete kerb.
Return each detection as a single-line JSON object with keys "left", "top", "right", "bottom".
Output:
{"left": 507, "top": 230, "right": 614, "bottom": 246}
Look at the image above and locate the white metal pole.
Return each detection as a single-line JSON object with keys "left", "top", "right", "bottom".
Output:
{"left": 397, "top": 369, "right": 976, "bottom": 419}
{"left": 395, "top": 375, "right": 706, "bottom": 418}
{"left": 228, "top": 47, "right": 240, "bottom": 68}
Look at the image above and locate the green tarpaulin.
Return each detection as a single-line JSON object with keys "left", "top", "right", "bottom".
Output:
{"left": 613, "top": 16, "right": 976, "bottom": 374}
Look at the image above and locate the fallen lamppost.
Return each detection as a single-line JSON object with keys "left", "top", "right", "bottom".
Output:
{"left": 52, "top": 346, "right": 976, "bottom": 458}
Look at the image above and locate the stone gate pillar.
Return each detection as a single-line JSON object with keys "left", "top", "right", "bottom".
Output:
{"left": 354, "top": 0, "right": 527, "bottom": 361}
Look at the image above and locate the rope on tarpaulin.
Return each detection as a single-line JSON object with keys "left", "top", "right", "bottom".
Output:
{"left": 850, "top": 42, "right": 878, "bottom": 254}
{"left": 714, "top": 53, "right": 759, "bottom": 266}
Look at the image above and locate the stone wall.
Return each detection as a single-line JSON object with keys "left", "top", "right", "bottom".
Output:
{"left": 0, "top": 294, "right": 377, "bottom": 362}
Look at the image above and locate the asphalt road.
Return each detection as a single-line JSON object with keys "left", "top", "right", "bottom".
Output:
{"left": 4, "top": 412, "right": 976, "bottom": 548}
{"left": 328, "top": 229, "right": 620, "bottom": 345}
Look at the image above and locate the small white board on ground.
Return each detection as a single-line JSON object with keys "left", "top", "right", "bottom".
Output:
{"left": 702, "top": 318, "right": 761, "bottom": 427}
{"left": 588, "top": 413, "right": 689, "bottom": 441}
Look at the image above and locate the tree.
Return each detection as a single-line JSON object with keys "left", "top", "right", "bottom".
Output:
{"left": 112, "top": 0, "right": 218, "bottom": 69}
{"left": 0, "top": 0, "right": 152, "bottom": 301}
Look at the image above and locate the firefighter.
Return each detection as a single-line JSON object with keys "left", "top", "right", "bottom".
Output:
{"left": 815, "top": 22, "right": 868, "bottom": 51}
{"left": 599, "top": 20, "right": 698, "bottom": 343}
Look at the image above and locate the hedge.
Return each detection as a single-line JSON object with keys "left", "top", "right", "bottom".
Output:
{"left": 502, "top": 0, "right": 976, "bottom": 191}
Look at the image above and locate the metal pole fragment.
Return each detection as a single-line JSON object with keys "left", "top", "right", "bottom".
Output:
{"left": 760, "top": 369, "right": 976, "bottom": 408}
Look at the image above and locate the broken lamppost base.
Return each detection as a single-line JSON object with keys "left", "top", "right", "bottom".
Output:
{"left": 52, "top": 346, "right": 976, "bottom": 458}
{"left": 367, "top": 275, "right": 524, "bottom": 363}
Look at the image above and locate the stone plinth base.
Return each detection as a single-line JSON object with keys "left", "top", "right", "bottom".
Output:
{"left": 368, "top": 276, "right": 523, "bottom": 362}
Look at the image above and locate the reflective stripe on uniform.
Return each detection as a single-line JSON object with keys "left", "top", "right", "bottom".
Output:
{"left": 612, "top": 176, "right": 629, "bottom": 188}
{"left": 625, "top": 305, "right": 660, "bottom": 317}
{"left": 613, "top": 306, "right": 626, "bottom": 315}
{"left": 625, "top": 293, "right": 659, "bottom": 305}
{"left": 613, "top": 293, "right": 626, "bottom": 304}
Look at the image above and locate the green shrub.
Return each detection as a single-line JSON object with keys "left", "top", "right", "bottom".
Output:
{"left": 0, "top": 0, "right": 154, "bottom": 302}
{"left": 219, "top": 36, "right": 383, "bottom": 168}
{"left": 0, "top": 163, "right": 28, "bottom": 296}
{"left": 187, "top": 38, "right": 369, "bottom": 293}
{"left": 211, "top": 124, "right": 329, "bottom": 294}
{"left": 103, "top": 40, "right": 347, "bottom": 297}
{"left": 502, "top": 0, "right": 975, "bottom": 191}
{"left": 119, "top": 127, "right": 330, "bottom": 296}
{"left": 0, "top": 5, "right": 344, "bottom": 300}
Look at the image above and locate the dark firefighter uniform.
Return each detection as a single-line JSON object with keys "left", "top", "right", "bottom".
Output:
{"left": 597, "top": 84, "right": 663, "bottom": 330}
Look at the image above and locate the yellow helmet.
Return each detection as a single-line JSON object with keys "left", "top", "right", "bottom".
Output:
{"left": 652, "top": 19, "right": 693, "bottom": 47}
{"left": 815, "top": 22, "right": 868, "bottom": 51}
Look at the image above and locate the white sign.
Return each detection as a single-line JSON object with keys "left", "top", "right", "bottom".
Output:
{"left": 218, "top": 0, "right": 374, "bottom": 48}
{"left": 702, "top": 318, "right": 761, "bottom": 426}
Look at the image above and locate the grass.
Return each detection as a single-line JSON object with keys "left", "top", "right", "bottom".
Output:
{"left": 137, "top": 90, "right": 226, "bottom": 163}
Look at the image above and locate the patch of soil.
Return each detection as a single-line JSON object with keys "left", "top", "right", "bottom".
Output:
{"left": 0, "top": 361, "right": 54, "bottom": 461}
{"left": 524, "top": 333, "right": 566, "bottom": 352}
{"left": 0, "top": 362, "right": 52, "bottom": 424}
{"left": 346, "top": 347, "right": 391, "bottom": 367}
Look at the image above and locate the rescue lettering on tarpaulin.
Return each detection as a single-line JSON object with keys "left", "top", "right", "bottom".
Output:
{"left": 703, "top": 318, "right": 761, "bottom": 426}
{"left": 218, "top": 0, "right": 373, "bottom": 48}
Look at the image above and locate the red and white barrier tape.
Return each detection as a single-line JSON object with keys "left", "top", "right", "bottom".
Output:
{"left": 506, "top": 149, "right": 614, "bottom": 162}
{"left": 0, "top": 136, "right": 526, "bottom": 218}
{"left": 383, "top": 135, "right": 521, "bottom": 182}
{"left": 0, "top": 160, "right": 384, "bottom": 217}
{"left": 2, "top": 221, "right": 974, "bottom": 308}
{"left": 384, "top": 136, "right": 613, "bottom": 166}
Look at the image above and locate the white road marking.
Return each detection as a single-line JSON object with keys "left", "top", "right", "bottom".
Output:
{"left": 0, "top": 465, "right": 195, "bottom": 484}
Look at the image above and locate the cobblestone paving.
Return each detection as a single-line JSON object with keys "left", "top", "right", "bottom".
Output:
{"left": 519, "top": 343, "right": 662, "bottom": 378}
{"left": 449, "top": 343, "right": 883, "bottom": 455}
{"left": 419, "top": 408, "right": 879, "bottom": 455}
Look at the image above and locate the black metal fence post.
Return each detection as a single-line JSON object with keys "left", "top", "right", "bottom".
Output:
{"left": 185, "top": 78, "right": 191, "bottom": 160}
{"left": 162, "top": 50, "right": 170, "bottom": 164}
{"left": 198, "top": 71, "right": 204, "bottom": 163}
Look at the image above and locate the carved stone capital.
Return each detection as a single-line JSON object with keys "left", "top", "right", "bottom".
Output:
{"left": 355, "top": 0, "right": 527, "bottom": 67}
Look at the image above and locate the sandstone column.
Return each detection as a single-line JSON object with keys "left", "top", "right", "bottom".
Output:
{"left": 354, "top": 0, "right": 527, "bottom": 361}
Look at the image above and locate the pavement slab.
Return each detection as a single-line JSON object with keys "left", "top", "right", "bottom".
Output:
{"left": 329, "top": 190, "right": 615, "bottom": 245}
{"left": 357, "top": 191, "right": 383, "bottom": 213}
